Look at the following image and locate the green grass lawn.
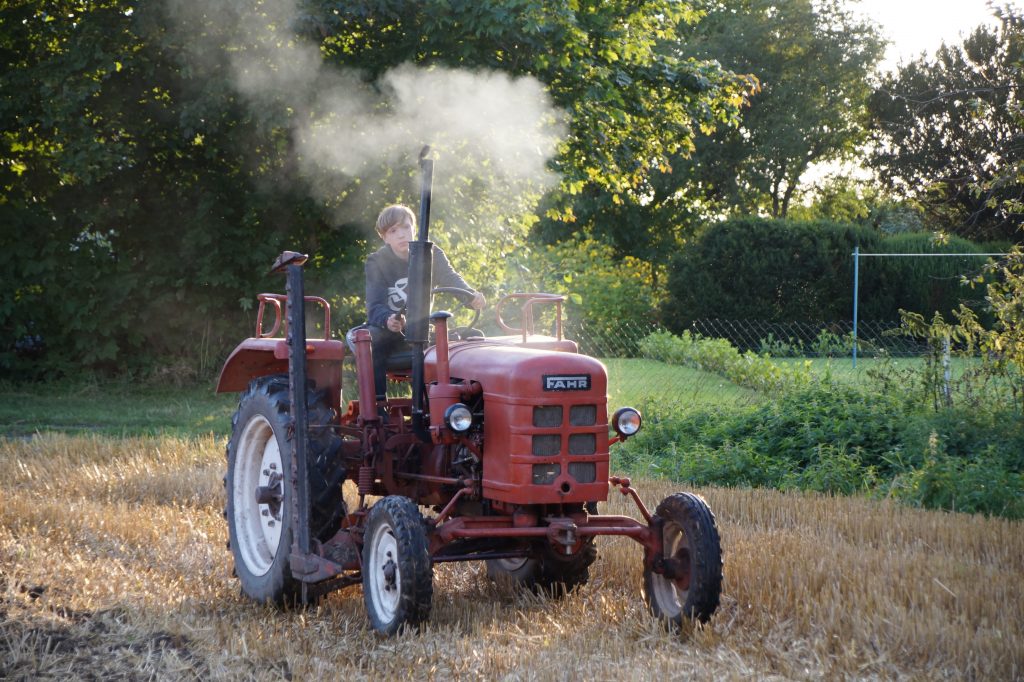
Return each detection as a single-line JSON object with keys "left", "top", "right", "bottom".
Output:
{"left": 0, "top": 379, "right": 236, "bottom": 438}
{"left": 774, "top": 355, "right": 985, "bottom": 385}
{"left": 602, "top": 357, "right": 761, "bottom": 410}
{"left": 2, "top": 359, "right": 760, "bottom": 437}
{"left": 2, "top": 355, "right": 978, "bottom": 437}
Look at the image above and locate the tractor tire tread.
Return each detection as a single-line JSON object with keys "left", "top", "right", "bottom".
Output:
{"left": 363, "top": 496, "right": 433, "bottom": 635}
{"left": 645, "top": 492, "right": 722, "bottom": 625}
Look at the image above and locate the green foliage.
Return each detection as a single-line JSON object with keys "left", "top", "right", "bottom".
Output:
{"left": 870, "top": 233, "right": 998, "bottom": 325}
{"left": 868, "top": 6, "right": 1024, "bottom": 240}
{"left": 757, "top": 333, "right": 803, "bottom": 358}
{"left": 662, "top": 217, "right": 881, "bottom": 328}
{"left": 0, "top": 0, "right": 369, "bottom": 378}
{"left": 0, "top": 0, "right": 753, "bottom": 378}
{"left": 319, "top": 0, "right": 753, "bottom": 257}
{"left": 662, "top": 217, "right": 999, "bottom": 329}
{"left": 639, "top": 330, "right": 813, "bottom": 393}
{"left": 895, "top": 246, "right": 1024, "bottom": 413}
{"left": 508, "top": 237, "right": 664, "bottom": 343}
{"left": 616, "top": 380, "right": 1024, "bottom": 518}
{"left": 964, "top": 246, "right": 1024, "bottom": 411}
{"left": 891, "top": 432, "right": 1024, "bottom": 518}
{"left": 788, "top": 176, "right": 926, "bottom": 234}
{"left": 808, "top": 329, "right": 848, "bottom": 358}
{"left": 676, "top": 0, "right": 885, "bottom": 218}
{"left": 786, "top": 445, "right": 879, "bottom": 496}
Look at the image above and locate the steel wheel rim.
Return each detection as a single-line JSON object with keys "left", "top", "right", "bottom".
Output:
{"left": 493, "top": 557, "right": 530, "bottom": 572}
{"left": 650, "top": 519, "right": 689, "bottom": 618}
{"left": 368, "top": 520, "right": 401, "bottom": 621}
{"left": 234, "top": 415, "right": 284, "bottom": 576}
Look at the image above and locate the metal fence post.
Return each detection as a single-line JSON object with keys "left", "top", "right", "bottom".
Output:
{"left": 852, "top": 246, "right": 859, "bottom": 369}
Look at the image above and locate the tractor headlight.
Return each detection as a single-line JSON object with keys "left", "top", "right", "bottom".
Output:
{"left": 612, "top": 407, "right": 642, "bottom": 437}
{"left": 445, "top": 403, "right": 473, "bottom": 432}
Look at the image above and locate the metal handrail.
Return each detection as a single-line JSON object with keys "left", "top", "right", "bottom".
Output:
{"left": 255, "top": 293, "right": 333, "bottom": 341}
{"left": 495, "top": 293, "right": 566, "bottom": 342}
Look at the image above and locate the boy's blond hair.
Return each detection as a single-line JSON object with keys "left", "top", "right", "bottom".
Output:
{"left": 375, "top": 204, "right": 416, "bottom": 238}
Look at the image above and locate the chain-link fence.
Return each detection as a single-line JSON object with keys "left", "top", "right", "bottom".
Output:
{"left": 574, "top": 319, "right": 924, "bottom": 360}
{"left": 572, "top": 318, "right": 931, "bottom": 411}
{"left": 688, "top": 319, "right": 927, "bottom": 358}
{"left": 345, "top": 319, "right": 932, "bottom": 413}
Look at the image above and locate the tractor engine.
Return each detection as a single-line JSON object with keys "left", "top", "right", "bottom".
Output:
{"left": 426, "top": 341, "right": 610, "bottom": 507}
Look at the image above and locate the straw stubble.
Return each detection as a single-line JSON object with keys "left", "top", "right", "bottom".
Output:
{"left": 1, "top": 435, "right": 1020, "bottom": 680}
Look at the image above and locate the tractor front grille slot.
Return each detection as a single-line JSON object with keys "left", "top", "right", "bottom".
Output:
{"left": 532, "top": 434, "right": 561, "bottom": 456}
{"left": 568, "top": 433, "right": 596, "bottom": 455}
{"left": 533, "top": 405, "right": 563, "bottom": 427}
{"left": 570, "top": 405, "right": 597, "bottom": 426}
{"left": 568, "top": 462, "right": 597, "bottom": 483}
{"left": 532, "top": 463, "right": 561, "bottom": 485}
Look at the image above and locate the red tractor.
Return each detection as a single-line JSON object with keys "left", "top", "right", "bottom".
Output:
{"left": 216, "top": 156, "right": 722, "bottom": 636}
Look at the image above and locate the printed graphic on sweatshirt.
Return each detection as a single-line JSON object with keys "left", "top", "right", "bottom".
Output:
{"left": 388, "top": 277, "right": 408, "bottom": 312}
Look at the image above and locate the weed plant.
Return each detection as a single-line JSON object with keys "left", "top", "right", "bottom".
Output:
{"left": 624, "top": 331, "right": 1024, "bottom": 519}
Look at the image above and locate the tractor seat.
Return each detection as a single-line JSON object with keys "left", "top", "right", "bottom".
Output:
{"left": 345, "top": 324, "right": 415, "bottom": 372}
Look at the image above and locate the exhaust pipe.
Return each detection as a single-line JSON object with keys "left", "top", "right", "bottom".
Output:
{"left": 408, "top": 146, "right": 434, "bottom": 441}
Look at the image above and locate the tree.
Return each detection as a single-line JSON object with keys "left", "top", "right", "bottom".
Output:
{"left": 0, "top": 0, "right": 751, "bottom": 376}
{"left": 677, "top": 0, "right": 885, "bottom": 218}
{"left": 787, "top": 176, "right": 926, "bottom": 234}
{"left": 309, "top": 0, "right": 753, "bottom": 272}
{"left": 308, "top": 0, "right": 750, "bottom": 201}
{"left": 0, "top": 0, "right": 363, "bottom": 376}
{"left": 868, "top": 6, "right": 1024, "bottom": 241}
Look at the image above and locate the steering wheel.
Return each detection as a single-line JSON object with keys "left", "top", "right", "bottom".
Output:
{"left": 431, "top": 286, "right": 482, "bottom": 338}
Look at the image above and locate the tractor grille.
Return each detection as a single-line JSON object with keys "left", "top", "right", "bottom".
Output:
{"left": 568, "top": 433, "right": 595, "bottom": 455}
{"left": 524, "top": 402, "right": 603, "bottom": 488}
{"left": 568, "top": 462, "right": 597, "bottom": 483}
{"left": 533, "top": 405, "right": 563, "bottom": 427}
{"left": 532, "top": 434, "right": 561, "bottom": 456}
{"left": 532, "top": 463, "right": 561, "bottom": 485}
{"left": 570, "top": 405, "right": 597, "bottom": 426}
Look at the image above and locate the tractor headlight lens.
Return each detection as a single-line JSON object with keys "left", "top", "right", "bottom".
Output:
{"left": 612, "top": 407, "right": 642, "bottom": 437}
{"left": 445, "top": 403, "right": 473, "bottom": 432}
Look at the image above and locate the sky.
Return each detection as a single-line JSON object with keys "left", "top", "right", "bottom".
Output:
{"left": 853, "top": 0, "right": 1024, "bottom": 71}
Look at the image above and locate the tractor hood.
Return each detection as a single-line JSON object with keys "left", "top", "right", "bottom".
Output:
{"left": 425, "top": 340, "right": 608, "bottom": 399}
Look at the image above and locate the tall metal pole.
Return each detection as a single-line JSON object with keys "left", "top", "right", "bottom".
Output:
{"left": 852, "top": 246, "right": 859, "bottom": 369}
{"left": 285, "top": 263, "right": 311, "bottom": 559}
{"left": 408, "top": 147, "right": 434, "bottom": 441}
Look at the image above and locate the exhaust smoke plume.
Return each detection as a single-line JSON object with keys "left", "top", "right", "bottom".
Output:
{"left": 165, "top": 0, "right": 566, "bottom": 231}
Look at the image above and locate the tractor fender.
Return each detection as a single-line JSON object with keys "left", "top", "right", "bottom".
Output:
{"left": 216, "top": 337, "right": 345, "bottom": 394}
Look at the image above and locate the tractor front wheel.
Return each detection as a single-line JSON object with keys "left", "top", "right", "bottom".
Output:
{"left": 643, "top": 492, "right": 722, "bottom": 626}
{"left": 363, "top": 496, "right": 433, "bottom": 635}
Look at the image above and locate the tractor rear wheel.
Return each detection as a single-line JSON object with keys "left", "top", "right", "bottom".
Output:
{"left": 363, "top": 496, "right": 433, "bottom": 635}
{"left": 485, "top": 538, "right": 597, "bottom": 597}
{"left": 225, "top": 375, "right": 345, "bottom": 606}
{"left": 643, "top": 492, "right": 722, "bottom": 626}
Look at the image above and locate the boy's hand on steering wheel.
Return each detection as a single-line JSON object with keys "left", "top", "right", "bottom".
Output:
{"left": 387, "top": 313, "right": 406, "bottom": 332}
{"left": 470, "top": 292, "right": 486, "bottom": 310}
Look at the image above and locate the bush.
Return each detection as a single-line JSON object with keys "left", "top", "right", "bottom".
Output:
{"left": 890, "top": 434, "right": 1024, "bottom": 517}
{"left": 661, "top": 217, "right": 997, "bottom": 331}
{"left": 784, "top": 444, "right": 879, "bottom": 495}
{"left": 639, "top": 330, "right": 813, "bottom": 393}
{"left": 865, "top": 232, "right": 998, "bottom": 324}
{"left": 507, "top": 236, "right": 664, "bottom": 351}
{"left": 615, "top": 381, "right": 1024, "bottom": 519}
{"left": 663, "top": 217, "right": 880, "bottom": 330}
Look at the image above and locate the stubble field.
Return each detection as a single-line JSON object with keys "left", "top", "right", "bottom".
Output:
{"left": 2, "top": 433, "right": 1022, "bottom": 680}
